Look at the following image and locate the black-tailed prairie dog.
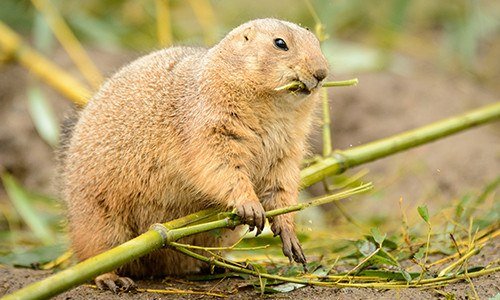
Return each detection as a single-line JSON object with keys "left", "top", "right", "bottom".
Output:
{"left": 61, "top": 18, "right": 329, "bottom": 291}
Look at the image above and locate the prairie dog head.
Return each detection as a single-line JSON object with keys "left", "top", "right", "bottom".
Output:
{"left": 207, "top": 18, "right": 329, "bottom": 98}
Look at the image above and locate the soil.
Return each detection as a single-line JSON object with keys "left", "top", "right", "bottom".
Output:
{"left": 0, "top": 47, "right": 499, "bottom": 299}
{"left": 0, "top": 267, "right": 499, "bottom": 299}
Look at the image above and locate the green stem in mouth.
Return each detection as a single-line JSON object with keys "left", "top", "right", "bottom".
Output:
{"left": 275, "top": 78, "right": 358, "bottom": 91}
{"left": 274, "top": 81, "right": 306, "bottom": 91}
{"left": 322, "top": 78, "right": 358, "bottom": 87}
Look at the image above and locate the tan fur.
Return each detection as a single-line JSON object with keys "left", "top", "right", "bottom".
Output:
{"left": 62, "top": 18, "right": 328, "bottom": 279}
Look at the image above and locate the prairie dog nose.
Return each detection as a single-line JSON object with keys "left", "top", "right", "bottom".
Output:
{"left": 314, "top": 68, "right": 328, "bottom": 82}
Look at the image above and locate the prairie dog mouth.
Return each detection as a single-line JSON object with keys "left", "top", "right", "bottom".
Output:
{"left": 288, "top": 80, "right": 312, "bottom": 95}
{"left": 275, "top": 80, "right": 314, "bottom": 95}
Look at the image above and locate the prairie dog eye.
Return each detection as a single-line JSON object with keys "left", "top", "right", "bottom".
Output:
{"left": 274, "top": 38, "right": 288, "bottom": 51}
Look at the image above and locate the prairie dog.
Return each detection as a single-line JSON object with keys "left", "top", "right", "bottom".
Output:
{"left": 61, "top": 18, "right": 328, "bottom": 291}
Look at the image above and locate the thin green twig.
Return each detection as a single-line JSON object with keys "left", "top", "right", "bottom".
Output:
{"left": 275, "top": 78, "right": 358, "bottom": 92}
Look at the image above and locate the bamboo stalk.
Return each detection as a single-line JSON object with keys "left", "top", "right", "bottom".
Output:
{"left": 0, "top": 21, "right": 90, "bottom": 106}
{"left": 30, "top": 0, "right": 104, "bottom": 89}
{"left": 300, "top": 101, "right": 500, "bottom": 188}
{"left": 0, "top": 209, "right": 221, "bottom": 300}
{"left": 322, "top": 78, "right": 359, "bottom": 87}
{"left": 187, "top": 0, "right": 217, "bottom": 45}
{"left": 2, "top": 184, "right": 371, "bottom": 300}
{"left": 177, "top": 246, "right": 500, "bottom": 289}
{"left": 155, "top": 0, "right": 173, "bottom": 47}
{"left": 2, "top": 230, "right": 164, "bottom": 300}
{"left": 438, "top": 245, "right": 483, "bottom": 277}
{"left": 321, "top": 86, "right": 332, "bottom": 156}
{"left": 174, "top": 246, "right": 330, "bottom": 287}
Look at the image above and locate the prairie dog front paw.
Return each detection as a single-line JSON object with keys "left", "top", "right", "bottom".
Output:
{"left": 234, "top": 199, "right": 266, "bottom": 235}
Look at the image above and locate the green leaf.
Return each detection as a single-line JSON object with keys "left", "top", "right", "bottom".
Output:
{"left": 0, "top": 244, "right": 66, "bottom": 268}
{"left": 414, "top": 246, "right": 426, "bottom": 260}
{"left": 27, "top": 86, "right": 59, "bottom": 147}
{"left": 400, "top": 269, "right": 412, "bottom": 282}
{"left": 370, "top": 227, "right": 386, "bottom": 246}
{"left": 267, "top": 265, "right": 330, "bottom": 293}
{"left": 418, "top": 205, "right": 430, "bottom": 224}
{"left": 488, "top": 293, "right": 500, "bottom": 300}
{"left": 363, "top": 235, "right": 398, "bottom": 250}
{"left": 33, "top": 11, "right": 54, "bottom": 54}
{"left": 357, "top": 240, "right": 377, "bottom": 257}
{"left": 250, "top": 262, "right": 267, "bottom": 295}
{"left": 1, "top": 173, "right": 55, "bottom": 245}
{"left": 457, "top": 266, "right": 484, "bottom": 275}
{"left": 379, "top": 248, "right": 399, "bottom": 266}
{"left": 267, "top": 261, "right": 320, "bottom": 277}
{"left": 186, "top": 272, "right": 246, "bottom": 281}
{"left": 357, "top": 269, "right": 419, "bottom": 281}
{"left": 370, "top": 249, "right": 398, "bottom": 267}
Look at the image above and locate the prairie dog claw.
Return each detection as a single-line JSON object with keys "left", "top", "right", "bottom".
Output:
{"left": 95, "top": 272, "right": 136, "bottom": 293}
{"left": 235, "top": 199, "right": 266, "bottom": 236}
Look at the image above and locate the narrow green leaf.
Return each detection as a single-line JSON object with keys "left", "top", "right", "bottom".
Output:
{"left": 33, "top": 11, "right": 53, "bottom": 54}
{"left": 417, "top": 205, "right": 430, "bottom": 224}
{"left": 267, "top": 265, "right": 330, "bottom": 293}
{"left": 457, "top": 266, "right": 485, "bottom": 275}
{"left": 378, "top": 248, "right": 399, "bottom": 266}
{"left": 357, "top": 269, "right": 419, "bottom": 281}
{"left": 0, "top": 244, "right": 65, "bottom": 267}
{"left": 400, "top": 269, "right": 412, "bottom": 282}
{"left": 357, "top": 239, "right": 377, "bottom": 257}
{"left": 370, "top": 250, "right": 398, "bottom": 267}
{"left": 370, "top": 227, "right": 386, "bottom": 246}
{"left": 27, "top": 86, "right": 60, "bottom": 147}
{"left": 363, "top": 235, "right": 398, "bottom": 250}
{"left": 414, "top": 246, "right": 426, "bottom": 260}
{"left": 1, "top": 173, "right": 55, "bottom": 245}
{"left": 186, "top": 272, "right": 247, "bottom": 281}
{"left": 250, "top": 262, "right": 267, "bottom": 295}
{"left": 267, "top": 261, "right": 320, "bottom": 277}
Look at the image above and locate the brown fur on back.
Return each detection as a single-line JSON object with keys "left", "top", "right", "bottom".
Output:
{"left": 62, "top": 18, "right": 329, "bottom": 277}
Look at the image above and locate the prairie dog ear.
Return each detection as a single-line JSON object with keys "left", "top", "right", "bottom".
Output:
{"left": 241, "top": 26, "right": 255, "bottom": 41}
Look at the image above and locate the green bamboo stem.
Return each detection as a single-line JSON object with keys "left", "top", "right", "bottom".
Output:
{"left": 300, "top": 101, "right": 500, "bottom": 188}
{"left": 174, "top": 246, "right": 331, "bottom": 287}
{"left": 2, "top": 184, "right": 371, "bottom": 300}
{"left": 321, "top": 87, "right": 332, "bottom": 156}
{"left": 0, "top": 209, "right": 219, "bottom": 300}
{"left": 30, "top": 0, "right": 104, "bottom": 89}
{"left": 176, "top": 246, "right": 500, "bottom": 290}
{"left": 155, "top": 0, "right": 173, "bottom": 47}
{"left": 438, "top": 245, "right": 483, "bottom": 277}
{"left": 2, "top": 231, "right": 165, "bottom": 300}
{"left": 322, "top": 78, "right": 359, "bottom": 87}
{"left": 0, "top": 21, "right": 91, "bottom": 106}
{"left": 156, "top": 182, "right": 373, "bottom": 243}
{"left": 313, "top": 265, "right": 500, "bottom": 288}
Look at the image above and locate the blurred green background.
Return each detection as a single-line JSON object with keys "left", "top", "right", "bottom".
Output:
{"left": 2, "top": 0, "right": 500, "bottom": 82}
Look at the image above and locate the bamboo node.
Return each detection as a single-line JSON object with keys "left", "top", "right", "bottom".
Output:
{"left": 150, "top": 223, "right": 171, "bottom": 247}
{"left": 332, "top": 151, "right": 348, "bottom": 173}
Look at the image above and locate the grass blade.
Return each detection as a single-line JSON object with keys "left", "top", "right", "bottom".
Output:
{"left": 1, "top": 173, "right": 55, "bottom": 245}
{"left": 418, "top": 205, "right": 430, "bottom": 224}
{"left": 27, "top": 86, "right": 59, "bottom": 147}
